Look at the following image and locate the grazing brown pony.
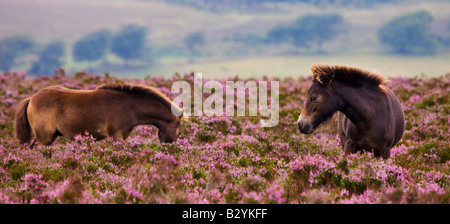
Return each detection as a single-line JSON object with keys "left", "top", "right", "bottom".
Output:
{"left": 14, "top": 83, "right": 186, "bottom": 146}
{"left": 297, "top": 64, "right": 405, "bottom": 159}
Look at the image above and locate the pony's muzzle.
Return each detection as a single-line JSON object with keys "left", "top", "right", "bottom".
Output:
{"left": 297, "top": 115, "right": 313, "bottom": 134}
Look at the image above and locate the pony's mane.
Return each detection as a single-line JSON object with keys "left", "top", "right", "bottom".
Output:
{"left": 97, "top": 83, "right": 187, "bottom": 121}
{"left": 311, "top": 64, "right": 387, "bottom": 87}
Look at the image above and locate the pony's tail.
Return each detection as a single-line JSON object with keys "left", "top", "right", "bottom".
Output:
{"left": 14, "top": 98, "right": 32, "bottom": 145}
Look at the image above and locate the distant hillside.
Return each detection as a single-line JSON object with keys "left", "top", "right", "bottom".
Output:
{"left": 0, "top": 0, "right": 449, "bottom": 77}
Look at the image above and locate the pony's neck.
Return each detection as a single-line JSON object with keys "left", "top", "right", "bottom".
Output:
{"left": 132, "top": 98, "right": 176, "bottom": 127}
{"left": 333, "top": 81, "right": 383, "bottom": 129}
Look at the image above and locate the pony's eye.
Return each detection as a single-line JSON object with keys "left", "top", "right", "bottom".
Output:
{"left": 310, "top": 96, "right": 318, "bottom": 102}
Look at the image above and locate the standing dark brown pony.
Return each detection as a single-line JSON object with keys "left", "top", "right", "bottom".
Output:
{"left": 297, "top": 64, "right": 405, "bottom": 159}
{"left": 14, "top": 83, "right": 186, "bottom": 146}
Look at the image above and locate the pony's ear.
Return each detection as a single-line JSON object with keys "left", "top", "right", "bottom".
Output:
{"left": 311, "top": 64, "right": 335, "bottom": 85}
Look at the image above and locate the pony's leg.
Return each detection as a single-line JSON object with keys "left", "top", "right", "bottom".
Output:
{"left": 34, "top": 130, "right": 58, "bottom": 145}
{"left": 27, "top": 106, "right": 58, "bottom": 145}
{"left": 121, "top": 129, "right": 133, "bottom": 139}
{"left": 32, "top": 121, "right": 58, "bottom": 145}
{"left": 337, "top": 113, "right": 348, "bottom": 150}
{"left": 375, "top": 147, "right": 391, "bottom": 159}
{"left": 382, "top": 149, "right": 391, "bottom": 159}
{"left": 106, "top": 125, "right": 133, "bottom": 140}
{"left": 343, "top": 140, "right": 357, "bottom": 156}
{"left": 28, "top": 138, "right": 37, "bottom": 149}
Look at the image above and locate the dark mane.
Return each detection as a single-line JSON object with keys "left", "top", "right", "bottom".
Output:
{"left": 97, "top": 83, "right": 181, "bottom": 114}
{"left": 311, "top": 64, "right": 387, "bottom": 87}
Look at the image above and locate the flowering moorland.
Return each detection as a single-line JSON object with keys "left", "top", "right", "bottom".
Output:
{"left": 0, "top": 69, "right": 448, "bottom": 204}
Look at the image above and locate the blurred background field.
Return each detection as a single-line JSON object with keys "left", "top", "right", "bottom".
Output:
{"left": 0, "top": 0, "right": 449, "bottom": 78}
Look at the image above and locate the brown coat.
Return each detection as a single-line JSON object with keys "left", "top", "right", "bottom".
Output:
{"left": 298, "top": 64, "right": 405, "bottom": 159}
{"left": 14, "top": 84, "right": 184, "bottom": 146}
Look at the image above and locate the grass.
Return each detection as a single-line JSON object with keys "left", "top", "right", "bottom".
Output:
{"left": 0, "top": 70, "right": 448, "bottom": 204}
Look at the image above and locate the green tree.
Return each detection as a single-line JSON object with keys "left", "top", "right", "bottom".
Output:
{"left": 377, "top": 10, "right": 437, "bottom": 55}
{"left": 184, "top": 32, "right": 205, "bottom": 63}
{"left": 0, "top": 35, "right": 36, "bottom": 72}
{"left": 267, "top": 14, "right": 344, "bottom": 53}
{"left": 111, "top": 25, "right": 148, "bottom": 65}
{"left": 29, "top": 41, "right": 65, "bottom": 75}
{"left": 73, "top": 29, "right": 111, "bottom": 67}
{"left": 291, "top": 14, "right": 344, "bottom": 53}
{"left": 0, "top": 49, "right": 15, "bottom": 72}
{"left": 267, "top": 25, "right": 295, "bottom": 43}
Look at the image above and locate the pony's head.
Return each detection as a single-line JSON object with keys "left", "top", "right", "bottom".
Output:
{"left": 158, "top": 110, "right": 186, "bottom": 143}
{"left": 297, "top": 64, "right": 339, "bottom": 134}
{"left": 297, "top": 64, "right": 387, "bottom": 134}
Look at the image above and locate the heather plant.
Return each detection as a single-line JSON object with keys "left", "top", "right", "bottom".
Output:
{"left": 0, "top": 70, "right": 448, "bottom": 204}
